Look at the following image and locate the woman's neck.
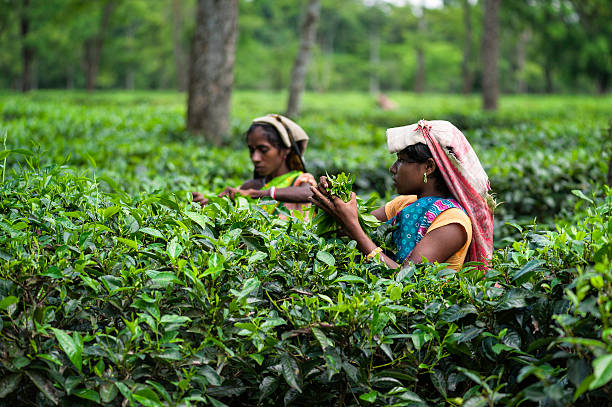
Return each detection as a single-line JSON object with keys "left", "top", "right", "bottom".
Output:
{"left": 265, "top": 163, "right": 291, "bottom": 183}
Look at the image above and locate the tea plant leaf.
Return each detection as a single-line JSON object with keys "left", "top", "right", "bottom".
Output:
{"left": 359, "top": 391, "right": 378, "bottom": 402}
{"left": 316, "top": 250, "right": 335, "bottom": 267}
{"left": 248, "top": 251, "right": 267, "bottom": 265}
{"left": 312, "top": 327, "right": 331, "bottom": 350}
{"left": 140, "top": 227, "right": 165, "bottom": 240}
{"left": 133, "top": 387, "right": 163, "bottom": 407}
{"left": 74, "top": 388, "right": 100, "bottom": 403}
{"left": 511, "top": 259, "right": 545, "bottom": 282}
{"left": 234, "top": 277, "right": 261, "bottom": 300}
{"left": 25, "top": 371, "right": 60, "bottom": 405}
{"left": 166, "top": 237, "right": 183, "bottom": 259}
{"left": 259, "top": 376, "right": 279, "bottom": 402}
{"left": 99, "top": 382, "right": 118, "bottom": 403}
{"left": 0, "top": 374, "right": 21, "bottom": 398}
{"left": 280, "top": 352, "right": 302, "bottom": 392}
{"left": 333, "top": 275, "right": 365, "bottom": 284}
{"left": 116, "top": 236, "right": 138, "bottom": 250}
{"left": 185, "top": 211, "right": 210, "bottom": 229}
{"left": 588, "top": 354, "right": 612, "bottom": 390}
{"left": 0, "top": 296, "right": 18, "bottom": 310}
{"left": 51, "top": 328, "right": 82, "bottom": 372}
{"left": 571, "top": 189, "right": 594, "bottom": 204}
{"left": 146, "top": 270, "right": 181, "bottom": 287}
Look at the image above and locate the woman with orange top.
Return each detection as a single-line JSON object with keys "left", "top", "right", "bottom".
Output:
{"left": 311, "top": 120, "right": 494, "bottom": 271}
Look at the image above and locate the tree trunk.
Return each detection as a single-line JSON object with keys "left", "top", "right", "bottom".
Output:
{"left": 544, "top": 63, "right": 553, "bottom": 93}
{"left": 172, "top": 0, "right": 188, "bottom": 92}
{"left": 516, "top": 29, "right": 529, "bottom": 93}
{"left": 187, "top": 0, "right": 238, "bottom": 145}
{"left": 20, "top": 0, "right": 33, "bottom": 92}
{"left": 369, "top": 27, "right": 380, "bottom": 95}
{"left": 125, "top": 68, "right": 134, "bottom": 90}
{"left": 84, "top": 0, "right": 116, "bottom": 92}
{"left": 414, "top": 47, "right": 425, "bottom": 93}
{"left": 481, "top": 0, "right": 500, "bottom": 110}
{"left": 66, "top": 64, "right": 74, "bottom": 89}
{"left": 598, "top": 72, "right": 609, "bottom": 94}
{"left": 286, "top": 0, "right": 321, "bottom": 118}
{"left": 414, "top": 13, "right": 426, "bottom": 94}
{"left": 461, "top": 0, "right": 473, "bottom": 94}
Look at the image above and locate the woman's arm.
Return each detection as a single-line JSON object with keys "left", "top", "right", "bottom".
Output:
{"left": 227, "top": 185, "right": 313, "bottom": 203}
{"left": 370, "top": 206, "right": 388, "bottom": 222}
{"left": 407, "top": 223, "right": 467, "bottom": 264}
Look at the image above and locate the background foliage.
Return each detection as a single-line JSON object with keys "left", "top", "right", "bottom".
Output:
{"left": 1, "top": 0, "right": 611, "bottom": 94}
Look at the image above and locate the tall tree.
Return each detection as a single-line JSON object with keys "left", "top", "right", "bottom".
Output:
{"left": 20, "top": 0, "right": 33, "bottom": 92}
{"left": 187, "top": 0, "right": 238, "bottom": 144}
{"left": 515, "top": 29, "right": 529, "bottom": 93}
{"left": 83, "top": 0, "right": 116, "bottom": 91}
{"left": 414, "top": 8, "right": 426, "bottom": 94}
{"left": 461, "top": 0, "right": 473, "bottom": 93}
{"left": 171, "top": 0, "right": 187, "bottom": 92}
{"left": 482, "top": 0, "right": 501, "bottom": 110}
{"left": 286, "top": 0, "right": 321, "bottom": 118}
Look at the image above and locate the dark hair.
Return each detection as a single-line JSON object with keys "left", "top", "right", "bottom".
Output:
{"left": 246, "top": 123, "right": 285, "bottom": 150}
{"left": 246, "top": 123, "right": 306, "bottom": 173}
{"left": 400, "top": 143, "right": 453, "bottom": 198}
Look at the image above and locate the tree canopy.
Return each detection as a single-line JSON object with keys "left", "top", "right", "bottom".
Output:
{"left": 0, "top": 0, "right": 609, "bottom": 93}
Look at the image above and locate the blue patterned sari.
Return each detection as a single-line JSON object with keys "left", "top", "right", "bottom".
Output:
{"left": 387, "top": 196, "right": 465, "bottom": 264}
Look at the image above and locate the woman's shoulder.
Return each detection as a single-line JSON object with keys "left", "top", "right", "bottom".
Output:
{"left": 384, "top": 195, "right": 418, "bottom": 220}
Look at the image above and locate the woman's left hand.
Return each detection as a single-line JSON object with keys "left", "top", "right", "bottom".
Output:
{"left": 310, "top": 177, "right": 360, "bottom": 230}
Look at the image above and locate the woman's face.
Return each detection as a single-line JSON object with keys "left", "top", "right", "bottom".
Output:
{"left": 389, "top": 152, "right": 429, "bottom": 195}
{"left": 247, "top": 127, "right": 288, "bottom": 178}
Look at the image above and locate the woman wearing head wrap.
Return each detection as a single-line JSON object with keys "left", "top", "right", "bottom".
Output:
{"left": 193, "top": 114, "right": 316, "bottom": 217}
{"left": 311, "top": 119, "right": 494, "bottom": 271}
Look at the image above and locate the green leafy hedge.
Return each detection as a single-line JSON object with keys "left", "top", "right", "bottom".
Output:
{"left": 1, "top": 157, "right": 611, "bottom": 406}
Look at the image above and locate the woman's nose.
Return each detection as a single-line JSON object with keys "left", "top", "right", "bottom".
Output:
{"left": 389, "top": 162, "right": 397, "bottom": 174}
{"left": 251, "top": 151, "right": 262, "bottom": 162}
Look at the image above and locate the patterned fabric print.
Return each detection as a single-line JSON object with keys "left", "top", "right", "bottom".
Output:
{"left": 388, "top": 196, "right": 464, "bottom": 265}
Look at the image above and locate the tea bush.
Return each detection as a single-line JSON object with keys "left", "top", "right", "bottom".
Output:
{"left": 1, "top": 91, "right": 612, "bottom": 406}
{"left": 1, "top": 156, "right": 612, "bottom": 406}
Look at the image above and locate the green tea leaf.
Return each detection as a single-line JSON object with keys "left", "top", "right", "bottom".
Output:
{"left": 316, "top": 250, "right": 335, "bottom": 267}
{"left": 333, "top": 275, "right": 365, "bottom": 284}
{"left": 280, "top": 352, "right": 301, "bottom": 392}
{"left": 52, "top": 328, "right": 82, "bottom": 372}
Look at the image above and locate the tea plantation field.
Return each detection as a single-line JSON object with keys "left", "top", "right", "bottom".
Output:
{"left": 0, "top": 91, "right": 611, "bottom": 406}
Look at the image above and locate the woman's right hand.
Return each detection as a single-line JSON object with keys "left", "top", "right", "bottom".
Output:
{"left": 192, "top": 192, "right": 209, "bottom": 207}
{"left": 218, "top": 187, "right": 240, "bottom": 200}
{"left": 310, "top": 176, "right": 360, "bottom": 231}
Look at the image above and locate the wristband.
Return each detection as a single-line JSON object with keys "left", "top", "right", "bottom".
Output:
{"left": 366, "top": 247, "right": 383, "bottom": 262}
{"left": 269, "top": 187, "right": 277, "bottom": 200}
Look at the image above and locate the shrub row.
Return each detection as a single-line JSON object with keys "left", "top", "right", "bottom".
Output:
{"left": 1, "top": 160, "right": 611, "bottom": 406}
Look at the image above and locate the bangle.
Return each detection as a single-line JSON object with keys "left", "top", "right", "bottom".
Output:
{"left": 366, "top": 247, "right": 383, "bottom": 262}
{"left": 269, "top": 187, "right": 276, "bottom": 200}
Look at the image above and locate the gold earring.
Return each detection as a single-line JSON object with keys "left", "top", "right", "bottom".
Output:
{"left": 423, "top": 173, "right": 428, "bottom": 183}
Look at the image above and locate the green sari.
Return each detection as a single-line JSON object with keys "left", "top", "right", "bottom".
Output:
{"left": 260, "top": 170, "right": 303, "bottom": 214}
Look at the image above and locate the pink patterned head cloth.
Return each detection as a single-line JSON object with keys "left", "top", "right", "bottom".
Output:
{"left": 386, "top": 119, "right": 494, "bottom": 269}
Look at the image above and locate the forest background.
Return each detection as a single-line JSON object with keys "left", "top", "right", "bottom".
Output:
{"left": 1, "top": 0, "right": 611, "bottom": 96}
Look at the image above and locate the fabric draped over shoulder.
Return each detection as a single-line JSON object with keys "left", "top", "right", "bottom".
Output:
{"left": 386, "top": 120, "right": 494, "bottom": 269}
